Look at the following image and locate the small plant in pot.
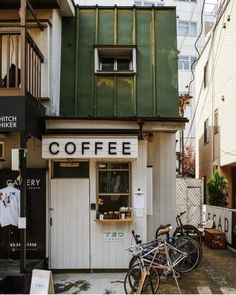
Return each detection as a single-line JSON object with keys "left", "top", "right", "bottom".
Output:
{"left": 206, "top": 171, "right": 228, "bottom": 207}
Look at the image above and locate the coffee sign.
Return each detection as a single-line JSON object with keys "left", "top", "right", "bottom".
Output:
{"left": 42, "top": 137, "right": 138, "bottom": 159}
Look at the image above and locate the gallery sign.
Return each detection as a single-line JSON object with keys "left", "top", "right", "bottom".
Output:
{"left": 42, "top": 136, "right": 138, "bottom": 159}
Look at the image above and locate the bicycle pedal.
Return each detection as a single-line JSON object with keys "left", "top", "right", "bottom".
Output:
{"left": 173, "top": 271, "right": 181, "bottom": 279}
{"left": 160, "top": 274, "right": 167, "bottom": 281}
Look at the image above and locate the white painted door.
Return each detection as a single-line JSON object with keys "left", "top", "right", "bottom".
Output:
{"left": 50, "top": 179, "right": 90, "bottom": 269}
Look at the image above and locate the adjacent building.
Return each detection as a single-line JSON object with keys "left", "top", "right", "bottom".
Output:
{"left": 0, "top": 0, "right": 74, "bottom": 271}
{"left": 195, "top": 0, "right": 236, "bottom": 248}
{"left": 195, "top": 0, "right": 236, "bottom": 208}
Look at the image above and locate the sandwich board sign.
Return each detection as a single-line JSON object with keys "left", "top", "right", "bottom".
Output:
{"left": 30, "top": 269, "right": 55, "bottom": 294}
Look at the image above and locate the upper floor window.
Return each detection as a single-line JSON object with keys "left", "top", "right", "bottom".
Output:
{"left": 178, "top": 55, "right": 196, "bottom": 70}
{"left": 204, "top": 118, "right": 209, "bottom": 144}
{"left": 178, "top": 21, "right": 197, "bottom": 36}
{"left": 214, "top": 108, "right": 219, "bottom": 134}
{"left": 94, "top": 46, "right": 136, "bottom": 74}
{"left": 135, "top": 0, "right": 164, "bottom": 5}
{"left": 203, "top": 61, "right": 209, "bottom": 88}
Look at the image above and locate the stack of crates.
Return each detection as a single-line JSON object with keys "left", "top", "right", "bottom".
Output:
{"left": 204, "top": 229, "right": 226, "bottom": 249}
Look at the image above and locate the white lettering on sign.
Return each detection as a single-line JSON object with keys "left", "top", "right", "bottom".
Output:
{"left": 27, "top": 179, "right": 41, "bottom": 189}
{"left": 0, "top": 116, "right": 17, "bottom": 128}
{"left": 42, "top": 137, "right": 138, "bottom": 159}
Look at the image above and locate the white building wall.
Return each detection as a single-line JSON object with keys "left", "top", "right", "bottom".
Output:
{"left": 27, "top": 10, "right": 62, "bottom": 116}
{"left": 195, "top": 0, "right": 236, "bottom": 177}
{"left": 147, "top": 133, "right": 176, "bottom": 240}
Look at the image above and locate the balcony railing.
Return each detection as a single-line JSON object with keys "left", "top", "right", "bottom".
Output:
{"left": 0, "top": 28, "right": 44, "bottom": 101}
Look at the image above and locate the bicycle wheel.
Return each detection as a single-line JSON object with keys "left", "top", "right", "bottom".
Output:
{"left": 129, "top": 256, "right": 138, "bottom": 269}
{"left": 172, "top": 236, "right": 200, "bottom": 273}
{"left": 173, "top": 224, "right": 202, "bottom": 244}
{"left": 124, "top": 263, "right": 160, "bottom": 294}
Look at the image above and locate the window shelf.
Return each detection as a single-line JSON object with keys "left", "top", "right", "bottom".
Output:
{"left": 94, "top": 218, "right": 133, "bottom": 223}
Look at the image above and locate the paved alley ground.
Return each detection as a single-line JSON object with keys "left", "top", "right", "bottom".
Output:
{"left": 53, "top": 244, "right": 236, "bottom": 294}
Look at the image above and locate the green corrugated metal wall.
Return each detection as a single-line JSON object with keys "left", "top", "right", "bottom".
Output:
{"left": 60, "top": 7, "right": 179, "bottom": 118}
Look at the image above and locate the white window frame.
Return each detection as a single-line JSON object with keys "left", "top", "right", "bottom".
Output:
{"left": 0, "top": 142, "right": 4, "bottom": 160}
{"left": 178, "top": 20, "right": 197, "bottom": 37}
{"left": 177, "top": 0, "right": 196, "bottom": 2}
{"left": 178, "top": 55, "right": 196, "bottom": 70}
{"left": 94, "top": 46, "right": 136, "bottom": 74}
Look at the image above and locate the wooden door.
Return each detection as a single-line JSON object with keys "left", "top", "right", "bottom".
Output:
{"left": 50, "top": 179, "right": 90, "bottom": 269}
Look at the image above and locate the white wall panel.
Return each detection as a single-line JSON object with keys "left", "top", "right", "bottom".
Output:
{"left": 50, "top": 179, "right": 90, "bottom": 269}
{"left": 147, "top": 133, "right": 176, "bottom": 240}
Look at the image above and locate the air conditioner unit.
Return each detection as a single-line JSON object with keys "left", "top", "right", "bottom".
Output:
{"left": 0, "top": 142, "right": 4, "bottom": 160}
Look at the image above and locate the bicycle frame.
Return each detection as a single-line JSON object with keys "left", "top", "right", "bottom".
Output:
{"left": 136, "top": 238, "right": 188, "bottom": 273}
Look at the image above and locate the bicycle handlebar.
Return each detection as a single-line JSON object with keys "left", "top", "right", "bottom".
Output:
{"left": 177, "top": 211, "right": 186, "bottom": 218}
{"left": 176, "top": 211, "right": 186, "bottom": 227}
{"left": 155, "top": 224, "right": 171, "bottom": 239}
{"left": 131, "top": 230, "right": 142, "bottom": 244}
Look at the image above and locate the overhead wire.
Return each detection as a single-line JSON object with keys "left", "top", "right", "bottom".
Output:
{"left": 178, "top": 2, "right": 198, "bottom": 53}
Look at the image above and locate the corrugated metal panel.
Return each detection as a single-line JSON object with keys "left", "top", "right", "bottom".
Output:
{"left": 60, "top": 17, "right": 76, "bottom": 116}
{"left": 155, "top": 10, "right": 178, "bottom": 116}
{"left": 117, "top": 10, "right": 134, "bottom": 45}
{"left": 136, "top": 10, "right": 153, "bottom": 116}
{"left": 60, "top": 7, "right": 179, "bottom": 119}
{"left": 77, "top": 9, "right": 96, "bottom": 117}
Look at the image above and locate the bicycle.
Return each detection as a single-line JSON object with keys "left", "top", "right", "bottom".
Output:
{"left": 124, "top": 225, "right": 200, "bottom": 294}
{"left": 129, "top": 224, "right": 201, "bottom": 273}
{"left": 172, "top": 211, "right": 203, "bottom": 244}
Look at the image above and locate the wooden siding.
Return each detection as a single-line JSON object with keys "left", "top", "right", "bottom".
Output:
{"left": 60, "top": 7, "right": 178, "bottom": 118}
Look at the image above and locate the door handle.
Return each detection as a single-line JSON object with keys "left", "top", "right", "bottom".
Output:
{"left": 50, "top": 217, "right": 53, "bottom": 226}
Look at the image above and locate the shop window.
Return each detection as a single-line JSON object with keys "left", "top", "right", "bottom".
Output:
{"left": 94, "top": 46, "right": 136, "bottom": 74}
{"left": 97, "top": 162, "right": 131, "bottom": 220}
{"left": 52, "top": 161, "right": 89, "bottom": 178}
{"left": 204, "top": 118, "right": 209, "bottom": 144}
{"left": 0, "top": 142, "right": 4, "bottom": 160}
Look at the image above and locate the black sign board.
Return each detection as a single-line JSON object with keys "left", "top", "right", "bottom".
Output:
{"left": 0, "top": 96, "right": 45, "bottom": 139}
{"left": 0, "top": 169, "right": 46, "bottom": 259}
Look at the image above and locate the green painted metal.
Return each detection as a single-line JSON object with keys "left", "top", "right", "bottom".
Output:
{"left": 60, "top": 17, "right": 76, "bottom": 116}
{"left": 155, "top": 10, "right": 179, "bottom": 116}
{"left": 117, "top": 10, "right": 134, "bottom": 45}
{"left": 60, "top": 7, "right": 179, "bottom": 119}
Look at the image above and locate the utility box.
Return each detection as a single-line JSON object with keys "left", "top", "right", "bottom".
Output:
{"left": 204, "top": 229, "right": 226, "bottom": 249}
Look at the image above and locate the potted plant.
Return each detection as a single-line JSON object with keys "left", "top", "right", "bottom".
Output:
{"left": 206, "top": 171, "right": 228, "bottom": 207}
